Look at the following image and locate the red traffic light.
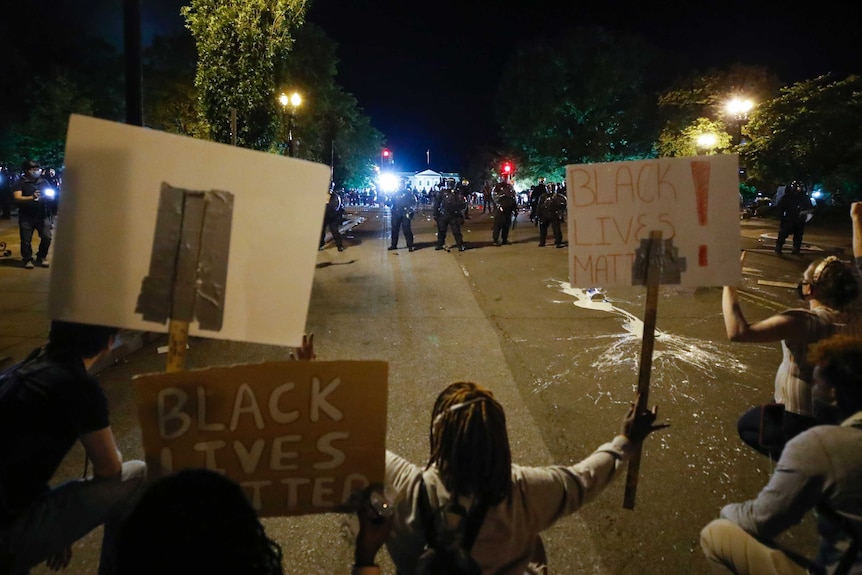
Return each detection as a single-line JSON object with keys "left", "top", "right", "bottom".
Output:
{"left": 501, "top": 162, "right": 513, "bottom": 174}
{"left": 382, "top": 149, "right": 391, "bottom": 157}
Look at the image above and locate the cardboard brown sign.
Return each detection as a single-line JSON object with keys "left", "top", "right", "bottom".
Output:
{"left": 134, "top": 360, "right": 388, "bottom": 517}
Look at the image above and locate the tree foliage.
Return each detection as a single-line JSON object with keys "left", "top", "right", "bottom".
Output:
{"left": 495, "top": 27, "right": 669, "bottom": 182}
{"left": 0, "top": 0, "right": 123, "bottom": 167}
{"left": 656, "top": 64, "right": 781, "bottom": 157}
{"left": 276, "top": 23, "right": 384, "bottom": 188}
{"left": 182, "top": 0, "right": 309, "bottom": 149}
{"left": 744, "top": 74, "right": 862, "bottom": 200}
{"left": 143, "top": 34, "right": 203, "bottom": 137}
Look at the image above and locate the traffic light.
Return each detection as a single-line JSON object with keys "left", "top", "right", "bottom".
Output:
{"left": 382, "top": 149, "right": 392, "bottom": 164}
{"left": 501, "top": 161, "right": 513, "bottom": 176}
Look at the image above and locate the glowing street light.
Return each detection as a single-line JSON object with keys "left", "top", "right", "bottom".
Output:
{"left": 726, "top": 96, "right": 754, "bottom": 145}
{"left": 696, "top": 132, "right": 718, "bottom": 155}
{"left": 278, "top": 91, "right": 303, "bottom": 157}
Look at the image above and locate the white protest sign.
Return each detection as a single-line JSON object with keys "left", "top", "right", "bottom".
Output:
{"left": 566, "top": 155, "right": 740, "bottom": 288}
{"left": 134, "top": 360, "right": 388, "bottom": 517}
{"left": 49, "top": 114, "right": 331, "bottom": 347}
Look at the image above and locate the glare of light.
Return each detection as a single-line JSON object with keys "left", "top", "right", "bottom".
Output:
{"left": 378, "top": 172, "right": 399, "bottom": 192}
{"left": 811, "top": 190, "right": 822, "bottom": 199}
{"left": 696, "top": 132, "right": 717, "bottom": 149}
{"left": 289, "top": 92, "right": 302, "bottom": 108}
{"left": 726, "top": 97, "right": 754, "bottom": 117}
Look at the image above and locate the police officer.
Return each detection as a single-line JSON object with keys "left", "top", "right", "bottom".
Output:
{"left": 319, "top": 185, "right": 345, "bottom": 252}
{"left": 388, "top": 178, "right": 418, "bottom": 252}
{"left": 11, "top": 159, "right": 53, "bottom": 268}
{"left": 455, "top": 177, "right": 472, "bottom": 219}
{"left": 0, "top": 165, "right": 12, "bottom": 219}
{"left": 529, "top": 177, "right": 548, "bottom": 224}
{"left": 492, "top": 174, "right": 518, "bottom": 246}
{"left": 537, "top": 183, "right": 567, "bottom": 248}
{"left": 433, "top": 178, "right": 466, "bottom": 251}
{"left": 775, "top": 180, "right": 811, "bottom": 255}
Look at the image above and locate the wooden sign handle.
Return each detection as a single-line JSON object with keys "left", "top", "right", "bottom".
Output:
{"left": 623, "top": 230, "right": 662, "bottom": 510}
{"left": 166, "top": 319, "right": 189, "bottom": 372}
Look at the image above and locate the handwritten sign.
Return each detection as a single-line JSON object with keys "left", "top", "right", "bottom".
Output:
{"left": 50, "top": 114, "right": 331, "bottom": 347}
{"left": 565, "top": 155, "right": 740, "bottom": 288}
{"left": 134, "top": 360, "right": 388, "bottom": 517}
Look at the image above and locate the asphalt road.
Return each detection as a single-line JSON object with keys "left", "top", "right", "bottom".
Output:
{"left": 32, "top": 203, "right": 855, "bottom": 574}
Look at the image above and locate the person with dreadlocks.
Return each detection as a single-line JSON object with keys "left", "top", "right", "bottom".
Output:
{"left": 381, "top": 381, "right": 667, "bottom": 574}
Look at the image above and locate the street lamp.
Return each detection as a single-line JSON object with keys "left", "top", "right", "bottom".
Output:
{"left": 279, "top": 91, "right": 302, "bottom": 157}
{"left": 725, "top": 96, "right": 753, "bottom": 146}
{"left": 696, "top": 132, "right": 718, "bottom": 155}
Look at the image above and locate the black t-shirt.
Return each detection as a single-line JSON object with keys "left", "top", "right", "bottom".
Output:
{"left": 0, "top": 349, "right": 110, "bottom": 523}
{"left": 11, "top": 175, "right": 52, "bottom": 219}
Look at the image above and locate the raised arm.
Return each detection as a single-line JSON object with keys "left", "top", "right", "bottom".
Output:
{"left": 722, "top": 286, "right": 801, "bottom": 342}
{"left": 852, "top": 202, "right": 862, "bottom": 263}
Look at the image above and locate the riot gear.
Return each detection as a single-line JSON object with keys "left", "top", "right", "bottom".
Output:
{"left": 491, "top": 178, "right": 518, "bottom": 245}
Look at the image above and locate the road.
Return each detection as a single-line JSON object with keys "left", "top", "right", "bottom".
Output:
{"left": 32, "top": 203, "right": 853, "bottom": 574}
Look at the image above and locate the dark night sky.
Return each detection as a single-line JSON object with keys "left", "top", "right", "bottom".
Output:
{"left": 84, "top": 1, "right": 861, "bottom": 172}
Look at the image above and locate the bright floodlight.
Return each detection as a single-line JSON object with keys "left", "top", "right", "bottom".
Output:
{"left": 290, "top": 92, "right": 302, "bottom": 108}
{"left": 278, "top": 93, "right": 289, "bottom": 107}
{"left": 379, "top": 172, "right": 399, "bottom": 192}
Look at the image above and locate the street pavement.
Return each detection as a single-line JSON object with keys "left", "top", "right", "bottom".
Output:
{"left": 0, "top": 203, "right": 857, "bottom": 574}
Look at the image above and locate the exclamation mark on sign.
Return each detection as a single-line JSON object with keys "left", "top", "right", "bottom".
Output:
{"left": 690, "top": 160, "right": 710, "bottom": 266}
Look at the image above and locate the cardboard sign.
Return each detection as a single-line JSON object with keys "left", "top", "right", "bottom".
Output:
{"left": 134, "top": 360, "right": 388, "bottom": 517}
{"left": 566, "top": 155, "right": 740, "bottom": 288}
{"left": 49, "top": 114, "right": 331, "bottom": 347}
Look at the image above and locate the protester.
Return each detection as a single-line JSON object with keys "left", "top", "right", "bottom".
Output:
{"left": 383, "top": 381, "right": 667, "bottom": 573}
{"left": 701, "top": 333, "right": 862, "bottom": 575}
{"left": 11, "top": 159, "right": 53, "bottom": 268}
{"left": 723, "top": 253, "right": 861, "bottom": 459}
{"left": 852, "top": 202, "right": 862, "bottom": 270}
{"left": 116, "top": 468, "right": 284, "bottom": 575}
{"left": 0, "top": 321, "right": 147, "bottom": 575}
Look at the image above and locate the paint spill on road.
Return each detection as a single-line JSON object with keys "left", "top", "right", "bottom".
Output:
{"left": 538, "top": 281, "right": 754, "bottom": 402}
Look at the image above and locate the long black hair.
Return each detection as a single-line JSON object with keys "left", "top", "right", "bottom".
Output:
{"left": 427, "top": 382, "right": 512, "bottom": 505}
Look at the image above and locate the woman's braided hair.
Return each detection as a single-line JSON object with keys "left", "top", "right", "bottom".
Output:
{"left": 426, "top": 382, "right": 512, "bottom": 505}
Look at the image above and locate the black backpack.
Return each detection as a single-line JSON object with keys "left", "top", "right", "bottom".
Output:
{"left": 415, "top": 478, "right": 489, "bottom": 575}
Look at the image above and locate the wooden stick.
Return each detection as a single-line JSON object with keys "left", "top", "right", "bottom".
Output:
{"left": 756, "top": 280, "right": 797, "bottom": 289}
{"left": 623, "top": 230, "right": 662, "bottom": 510}
{"left": 166, "top": 319, "right": 189, "bottom": 372}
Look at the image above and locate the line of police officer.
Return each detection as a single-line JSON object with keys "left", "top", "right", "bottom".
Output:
{"left": 381, "top": 175, "right": 567, "bottom": 252}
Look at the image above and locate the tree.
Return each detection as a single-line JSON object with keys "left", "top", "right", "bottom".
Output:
{"left": 182, "top": 0, "right": 309, "bottom": 149}
{"left": 744, "top": 74, "right": 862, "bottom": 201}
{"left": 655, "top": 65, "right": 781, "bottom": 158}
{"left": 277, "top": 23, "right": 384, "bottom": 188}
{"left": 495, "top": 27, "right": 669, "bottom": 181}
{"left": 143, "top": 34, "right": 203, "bottom": 137}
